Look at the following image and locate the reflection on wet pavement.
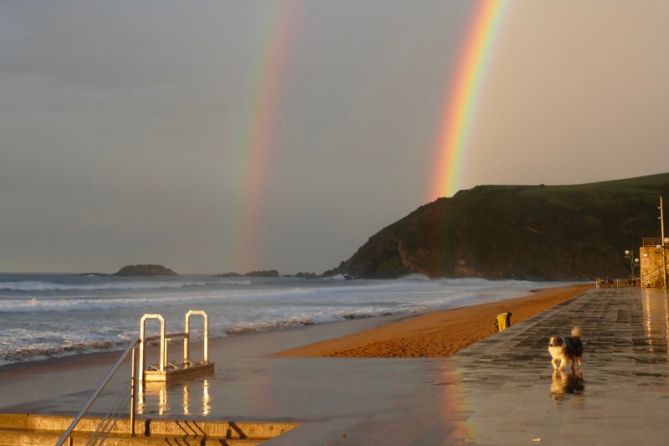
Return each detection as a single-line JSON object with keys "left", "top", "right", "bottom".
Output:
{"left": 126, "top": 288, "right": 669, "bottom": 445}
{"left": 138, "top": 379, "right": 212, "bottom": 417}
{"left": 446, "top": 288, "right": 669, "bottom": 445}
{"left": 550, "top": 370, "right": 584, "bottom": 400}
{"left": 87, "top": 288, "right": 669, "bottom": 445}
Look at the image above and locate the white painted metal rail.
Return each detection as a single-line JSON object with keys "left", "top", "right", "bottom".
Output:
{"left": 55, "top": 339, "right": 140, "bottom": 446}
{"left": 55, "top": 309, "right": 213, "bottom": 445}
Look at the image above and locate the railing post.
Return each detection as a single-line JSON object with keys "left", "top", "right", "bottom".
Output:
{"left": 184, "top": 310, "right": 209, "bottom": 364}
{"left": 55, "top": 340, "right": 140, "bottom": 446}
{"left": 138, "top": 314, "right": 166, "bottom": 382}
{"left": 204, "top": 312, "right": 208, "bottom": 364}
{"left": 130, "top": 346, "right": 137, "bottom": 436}
{"left": 161, "top": 321, "right": 166, "bottom": 372}
{"left": 660, "top": 195, "right": 667, "bottom": 289}
{"left": 184, "top": 312, "right": 190, "bottom": 364}
{"left": 139, "top": 323, "right": 145, "bottom": 384}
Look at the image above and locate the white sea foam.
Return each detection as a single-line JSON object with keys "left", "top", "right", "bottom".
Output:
{"left": 0, "top": 274, "right": 575, "bottom": 366}
{"left": 0, "top": 280, "right": 209, "bottom": 292}
{"left": 397, "top": 273, "right": 431, "bottom": 281}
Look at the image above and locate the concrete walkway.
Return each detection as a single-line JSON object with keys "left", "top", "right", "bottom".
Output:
{"left": 3, "top": 288, "right": 669, "bottom": 445}
{"left": 440, "top": 287, "right": 669, "bottom": 445}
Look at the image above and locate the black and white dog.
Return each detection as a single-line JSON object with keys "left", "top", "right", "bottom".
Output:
{"left": 548, "top": 326, "right": 583, "bottom": 372}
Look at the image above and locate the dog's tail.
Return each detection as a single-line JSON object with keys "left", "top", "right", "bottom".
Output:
{"left": 571, "top": 326, "right": 582, "bottom": 337}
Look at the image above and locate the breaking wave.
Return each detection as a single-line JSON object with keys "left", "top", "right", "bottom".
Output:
{"left": 0, "top": 274, "right": 572, "bottom": 367}
{"left": 0, "top": 308, "right": 408, "bottom": 366}
{"left": 0, "top": 280, "right": 209, "bottom": 292}
{"left": 0, "top": 340, "right": 127, "bottom": 367}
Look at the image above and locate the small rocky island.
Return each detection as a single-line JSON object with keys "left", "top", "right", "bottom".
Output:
{"left": 244, "top": 269, "right": 280, "bottom": 278}
{"left": 215, "top": 270, "right": 280, "bottom": 278}
{"left": 114, "top": 264, "right": 178, "bottom": 276}
{"left": 215, "top": 272, "right": 242, "bottom": 278}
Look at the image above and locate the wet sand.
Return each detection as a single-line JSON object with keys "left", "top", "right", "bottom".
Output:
{"left": 277, "top": 284, "right": 591, "bottom": 358}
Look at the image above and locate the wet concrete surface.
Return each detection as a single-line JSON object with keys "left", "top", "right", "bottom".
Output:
{"left": 0, "top": 313, "right": 402, "bottom": 408}
{"left": 3, "top": 288, "right": 669, "bottom": 445}
{"left": 442, "top": 287, "right": 669, "bottom": 445}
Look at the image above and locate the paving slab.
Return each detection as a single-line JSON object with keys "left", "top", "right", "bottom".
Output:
{"left": 438, "top": 287, "right": 669, "bottom": 446}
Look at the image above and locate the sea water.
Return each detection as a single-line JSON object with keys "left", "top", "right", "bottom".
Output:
{"left": 0, "top": 273, "right": 568, "bottom": 366}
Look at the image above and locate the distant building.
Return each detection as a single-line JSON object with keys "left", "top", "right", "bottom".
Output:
{"left": 640, "top": 237, "right": 668, "bottom": 288}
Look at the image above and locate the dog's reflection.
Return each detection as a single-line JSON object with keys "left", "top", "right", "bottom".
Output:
{"left": 550, "top": 369, "right": 584, "bottom": 400}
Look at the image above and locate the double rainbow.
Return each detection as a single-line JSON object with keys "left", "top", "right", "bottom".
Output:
{"left": 231, "top": 1, "right": 506, "bottom": 270}
{"left": 430, "top": 0, "right": 508, "bottom": 199}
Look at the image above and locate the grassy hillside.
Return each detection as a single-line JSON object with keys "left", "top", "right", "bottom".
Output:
{"left": 327, "top": 172, "right": 669, "bottom": 280}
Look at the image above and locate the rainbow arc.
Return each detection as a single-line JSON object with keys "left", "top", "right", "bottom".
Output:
{"left": 232, "top": 0, "right": 302, "bottom": 271}
{"left": 430, "top": 0, "right": 508, "bottom": 199}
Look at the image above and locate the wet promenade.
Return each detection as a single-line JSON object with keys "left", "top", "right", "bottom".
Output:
{"left": 442, "top": 287, "right": 669, "bottom": 445}
{"left": 3, "top": 288, "right": 669, "bottom": 445}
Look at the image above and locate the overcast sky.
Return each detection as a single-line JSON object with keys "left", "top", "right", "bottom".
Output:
{"left": 1, "top": 1, "right": 668, "bottom": 274}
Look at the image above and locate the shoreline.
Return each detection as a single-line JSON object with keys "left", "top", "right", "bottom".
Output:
{"left": 277, "top": 284, "right": 591, "bottom": 358}
{"left": 0, "top": 313, "right": 403, "bottom": 375}
{"left": 0, "top": 283, "right": 588, "bottom": 375}
{"left": 0, "top": 280, "right": 583, "bottom": 371}
{"left": 0, "top": 314, "right": 404, "bottom": 410}
{"left": 1, "top": 282, "right": 589, "bottom": 410}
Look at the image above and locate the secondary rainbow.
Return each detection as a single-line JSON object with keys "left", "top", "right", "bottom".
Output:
{"left": 430, "top": 0, "right": 508, "bottom": 199}
{"left": 232, "top": 0, "right": 302, "bottom": 272}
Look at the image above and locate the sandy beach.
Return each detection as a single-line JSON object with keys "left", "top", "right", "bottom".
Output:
{"left": 277, "top": 284, "right": 591, "bottom": 358}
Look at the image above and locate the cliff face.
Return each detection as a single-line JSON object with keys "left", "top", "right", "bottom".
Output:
{"left": 114, "top": 264, "right": 178, "bottom": 276}
{"left": 328, "top": 173, "right": 669, "bottom": 280}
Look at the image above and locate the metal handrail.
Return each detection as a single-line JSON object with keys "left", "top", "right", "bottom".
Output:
{"left": 139, "top": 314, "right": 165, "bottom": 380}
{"left": 642, "top": 267, "right": 660, "bottom": 281}
{"left": 184, "top": 310, "right": 208, "bottom": 364}
{"left": 595, "top": 277, "right": 640, "bottom": 288}
{"left": 642, "top": 237, "right": 662, "bottom": 246}
{"left": 642, "top": 264, "right": 668, "bottom": 280}
{"left": 55, "top": 339, "right": 140, "bottom": 446}
{"left": 143, "top": 332, "right": 188, "bottom": 343}
{"left": 641, "top": 264, "right": 669, "bottom": 286}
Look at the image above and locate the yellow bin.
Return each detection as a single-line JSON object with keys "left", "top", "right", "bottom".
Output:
{"left": 495, "top": 312, "right": 512, "bottom": 332}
